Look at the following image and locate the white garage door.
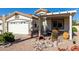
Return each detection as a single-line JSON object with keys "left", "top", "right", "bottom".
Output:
{"left": 8, "top": 21, "right": 29, "bottom": 34}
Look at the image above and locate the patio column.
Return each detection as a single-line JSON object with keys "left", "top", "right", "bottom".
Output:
{"left": 69, "top": 14, "right": 72, "bottom": 40}
{"left": 30, "top": 18, "right": 33, "bottom": 37}
{"left": 38, "top": 17, "right": 41, "bottom": 36}
{"left": 43, "top": 17, "right": 47, "bottom": 35}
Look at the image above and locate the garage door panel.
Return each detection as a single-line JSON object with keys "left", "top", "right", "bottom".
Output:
{"left": 8, "top": 21, "right": 29, "bottom": 34}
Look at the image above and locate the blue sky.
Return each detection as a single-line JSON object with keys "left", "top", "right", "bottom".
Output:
{"left": 0, "top": 8, "right": 79, "bottom": 21}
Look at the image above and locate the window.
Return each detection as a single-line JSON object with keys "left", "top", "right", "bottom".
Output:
{"left": 34, "top": 23, "right": 37, "bottom": 28}
{"left": 13, "top": 22, "right": 16, "bottom": 24}
{"left": 21, "top": 22, "right": 23, "bottom": 24}
{"left": 58, "top": 23, "right": 62, "bottom": 28}
{"left": 0, "top": 23, "right": 2, "bottom": 25}
{"left": 52, "top": 19, "right": 64, "bottom": 29}
{"left": 10, "top": 21, "right": 27, "bottom": 24}
{"left": 10, "top": 22, "right": 17, "bottom": 24}
{"left": 10, "top": 22, "right": 13, "bottom": 24}
{"left": 15, "top": 14, "right": 19, "bottom": 19}
{"left": 53, "top": 21, "right": 57, "bottom": 27}
{"left": 23, "top": 22, "right": 26, "bottom": 24}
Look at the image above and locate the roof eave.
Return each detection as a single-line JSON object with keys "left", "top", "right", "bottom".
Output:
{"left": 46, "top": 10, "right": 77, "bottom": 16}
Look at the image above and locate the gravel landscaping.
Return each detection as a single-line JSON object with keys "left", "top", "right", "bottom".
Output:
{"left": 0, "top": 34, "right": 78, "bottom": 51}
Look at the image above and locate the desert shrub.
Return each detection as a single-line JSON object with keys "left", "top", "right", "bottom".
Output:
{"left": 51, "top": 28, "right": 59, "bottom": 42}
{"left": 51, "top": 32, "right": 58, "bottom": 41}
{"left": 3, "top": 32, "right": 15, "bottom": 42}
{"left": 0, "top": 35, "right": 5, "bottom": 43}
{"left": 72, "top": 27, "right": 77, "bottom": 32}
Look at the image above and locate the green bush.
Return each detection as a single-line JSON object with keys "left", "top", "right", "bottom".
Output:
{"left": 0, "top": 35, "right": 5, "bottom": 43}
{"left": 72, "top": 27, "right": 77, "bottom": 32}
{"left": 3, "top": 32, "right": 15, "bottom": 42}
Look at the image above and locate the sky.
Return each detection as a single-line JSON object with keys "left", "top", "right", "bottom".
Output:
{"left": 0, "top": 8, "right": 79, "bottom": 21}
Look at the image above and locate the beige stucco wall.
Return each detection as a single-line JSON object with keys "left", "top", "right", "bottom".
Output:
{"left": 64, "top": 17, "right": 69, "bottom": 32}
{"left": 47, "top": 18, "right": 52, "bottom": 31}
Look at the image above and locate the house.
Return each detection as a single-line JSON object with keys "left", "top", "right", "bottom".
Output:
{"left": 0, "top": 16, "right": 3, "bottom": 34}
{"left": 0, "top": 8, "right": 77, "bottom": 40}
{"left": 2, "top": 11, "right": 38, "bottom": 35}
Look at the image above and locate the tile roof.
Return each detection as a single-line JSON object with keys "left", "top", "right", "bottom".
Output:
{"left": 5, "top": 11, "right": 38, "bottom": 20}
{"left": 35, "top": 8, "right": 48, "bottom": 14}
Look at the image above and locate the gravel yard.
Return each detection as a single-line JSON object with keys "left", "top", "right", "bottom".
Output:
{"left": 0, "top": 34, "right": 79, "bottom": 51}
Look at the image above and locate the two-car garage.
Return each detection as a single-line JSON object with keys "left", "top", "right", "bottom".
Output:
{"left": 4, "top": 11, "right": 36, "bottom": 35}
{"left": 8, "top": 20, "right": 30, "bottom": 34}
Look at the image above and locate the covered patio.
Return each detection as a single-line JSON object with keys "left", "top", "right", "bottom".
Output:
{"left": 37, "top": 10, "right": 77, "bottom": 40}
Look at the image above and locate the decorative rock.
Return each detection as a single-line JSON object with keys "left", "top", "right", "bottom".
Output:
{"left": 53, "top": 41, "right": 58, "bottom": 47}
{"left": 71, "top": 45, "right": 79, "bottom": 51}
{"left": 0, "top": 43, "right": 12, "bottom": 48}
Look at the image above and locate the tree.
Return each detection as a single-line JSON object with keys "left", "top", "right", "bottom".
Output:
{"left": 72, "top": 20, "right": 77, "bottom": 26}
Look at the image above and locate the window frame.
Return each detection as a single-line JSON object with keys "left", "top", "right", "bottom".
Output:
{"left": 52, "top": 19, "right": 64, "bottom": 29}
